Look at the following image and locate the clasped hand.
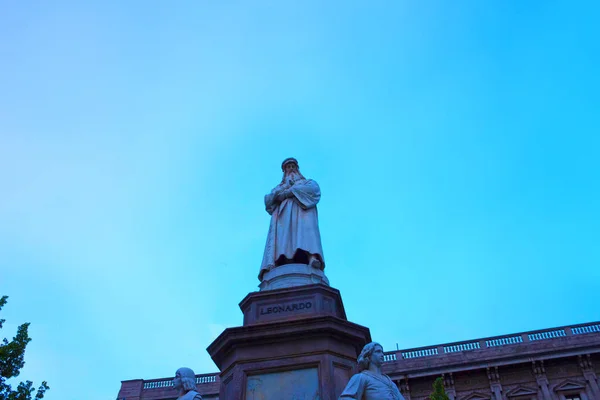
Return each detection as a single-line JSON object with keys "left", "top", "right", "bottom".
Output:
{"left": 275, "top": 186, "right": 294, "bottom": 203}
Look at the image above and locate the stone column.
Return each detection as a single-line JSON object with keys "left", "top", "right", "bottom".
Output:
{"left": 580, "top": 391, "right": 590, "bottom": 400}
{"left": 532, "top": 360, "right": 553, "bottom": 400}
{"left": 443, "top": 372, "right": 456, "bottom": 400}
{"left": 579, "top": 354, "right": 600, "bottom": 398}
{"left": 487, "top": 366, "right": 504, "bottom": 400}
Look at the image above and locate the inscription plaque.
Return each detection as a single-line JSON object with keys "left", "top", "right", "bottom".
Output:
{"left": 246, "top": 367, "right": 319, "bottom": 400}
{"left": 260, "top": 301, "right": 313, "bottom": 315}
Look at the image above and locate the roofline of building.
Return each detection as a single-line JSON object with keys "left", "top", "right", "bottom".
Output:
{"left": 132, "top": 320, "right": 600, "bottom": 388}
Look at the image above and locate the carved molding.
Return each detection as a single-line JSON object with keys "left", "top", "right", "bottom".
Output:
{"left": 443, "top": 373, "right": 456, "bottom": 400}
{"left": 486, "top": 366, "right": 503, "bottom": 400}
{"left": 553, "top": 378, "right": 586, "bottom": 392}
{"left": 463, "top": 392, "right": 492, "bottom": 400}
{"left": 487, "top": 366, "right": 501, "bottom": 384}
{"left": 532, "top": 360, "right": 546, "bottom": 377}
{"left": 505, "top": 385, "right": 538, "bottom": 397}
{"left": 443, "top": 372, "right": 455, "bottom": 389}
{"left": 578, "top": 354, "right": 593, "bottom": 371}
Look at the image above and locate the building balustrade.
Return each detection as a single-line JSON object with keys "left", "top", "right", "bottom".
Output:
{"left": 402, "top": 347, "right": 438, "bottom": 359}
{"left": 444, "top": 341, "right": 480, "bottom": 353}
{"left": 528, "top": 328, "right": 566, "bottom": 341}
{"left": 142, "top": 374, "right": 219, "bottom": 390}
{"left": 143, "top": 380, "right": 173, "bottom": 389}
{"left": 383, "top": 321, "right": 600, "bottom": 362}
{"left": 572, "top": 323, "right": 600, "bottom": 335}
{"left": 138, "top": 322, "right": 600, "bottom": 391}
{"left": 485, "top": 335, "right": 523, "bottom": 347}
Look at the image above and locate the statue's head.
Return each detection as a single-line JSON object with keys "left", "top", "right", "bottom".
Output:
{"left": 357, "top": 342, "right": 384, "bottom": 371}
{"left": 173, "top": 367, "right": 196, "bottom": 392}
{"left": 281, "top": 157, "right": 299, "bottom": 173}
{"left": 281, "top": 157, "right": 304, "bottom": 183}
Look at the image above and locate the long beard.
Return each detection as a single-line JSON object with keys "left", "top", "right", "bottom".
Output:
{"left": 285, "top": 172, "right": 301, "bottom": 185}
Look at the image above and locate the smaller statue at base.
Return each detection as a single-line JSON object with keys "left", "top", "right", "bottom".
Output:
{"left": 173, "top": 367, "right": 202, "bottom": 400}
{"left": 339, "top": 342, "right": 405, "bottom": 400}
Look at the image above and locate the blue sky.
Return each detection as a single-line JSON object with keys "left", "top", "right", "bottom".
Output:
{"left": 1, "top": 1, "right": 599, "bottom": 399}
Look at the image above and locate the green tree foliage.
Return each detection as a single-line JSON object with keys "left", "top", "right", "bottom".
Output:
{"left": 430, "top": 377, "right": 450, "bottom": 400}
{"left": 0, "top": 296, "right": 49, "bottom": 400}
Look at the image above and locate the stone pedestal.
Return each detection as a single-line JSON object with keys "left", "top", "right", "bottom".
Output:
{"left": 207, "top": 284, "right": 371, "bottom": 400}
{"left": 259, "top": 263, "right": 329, "bottom": 291}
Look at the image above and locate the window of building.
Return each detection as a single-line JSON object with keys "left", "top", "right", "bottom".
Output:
{"left": 565, "top": 396, "right": 581, "bottom": 400}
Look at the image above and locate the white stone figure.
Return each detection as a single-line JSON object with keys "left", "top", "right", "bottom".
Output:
{"left": 339, "top": 342, "right": 405, "bottom": 400}
{"left": 173, "top": 367, "right": 202, "bottom": 400}
{"left": 259, "top": 157, "right": 325, "bottom": 281}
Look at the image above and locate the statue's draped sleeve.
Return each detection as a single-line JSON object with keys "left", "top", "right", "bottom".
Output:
{"left": 290, "top": 179, "right": 320, "bottom": 209}
{"left": 264, "top": 185, "right": 282, "bottom": 215}
{"left": 339, "top": 373, "right": 365, "bottom": 399}
{"left": 178, "top": 391, "right": 203, "bottom": 400}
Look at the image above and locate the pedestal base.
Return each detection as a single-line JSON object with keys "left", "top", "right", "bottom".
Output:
{"left": 259, "top": 263, "right": 329, "bottom": 291}
{"left": 240, "top": 283, "right": 346, "bottom": 326}
{"left": 207, "top": 284, "right": 370, "bottom": 400}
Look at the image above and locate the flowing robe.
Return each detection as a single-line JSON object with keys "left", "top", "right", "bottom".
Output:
{"left": 339, "top": 371, "right": 405, "bottom": 400}
{"left": 260, "top": 178, "right": 325, "bottom": 280}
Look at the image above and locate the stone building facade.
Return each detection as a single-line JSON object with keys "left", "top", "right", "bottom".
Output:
{"left": 117, "top": 321, "right": 600, "bottom": 400}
